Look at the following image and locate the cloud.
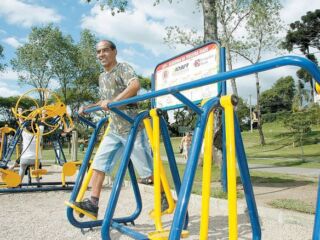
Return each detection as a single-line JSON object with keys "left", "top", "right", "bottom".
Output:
{"left": 81, "top": 0, "right": 202, "bottom": 56}
{"left": 0, "top": 86, "right": 20, "bottom": 97}
{"left": 0, "top": 81, "right": 20, "bottom": 97}
{"left": 0, "top": 0, "right": 62, "bottom": 28}
{"left": 3, "top": 37, "right": 22, "bottom": 48}
{"left": 0, "top": 68, "right": 19, "bottom": 81}
{"left": 280, "top": 0, "right": 320, "bottom": 26}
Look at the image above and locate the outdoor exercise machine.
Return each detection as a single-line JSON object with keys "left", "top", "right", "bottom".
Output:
{"left": 66, "top": 41, "right": 320, "bottom": 239}
{"left": 0, "top": 88, "right": 76, "bottom": 193}
{"left": 66, "top": 110, "right": 187, "bottom": 235}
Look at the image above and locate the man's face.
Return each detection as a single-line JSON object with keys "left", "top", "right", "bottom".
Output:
{"left": 96, "top": 41, "right": 117, "bottom": 68}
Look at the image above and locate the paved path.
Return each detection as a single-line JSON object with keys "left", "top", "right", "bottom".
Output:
{"left": 0, "top": 179, "right": 315, "bottom": 240}
{"left": 248, "top": 163, "right": 320, "bottom": 178}
{"left": 161, "top": 155, "right": 320, "bottom": 178}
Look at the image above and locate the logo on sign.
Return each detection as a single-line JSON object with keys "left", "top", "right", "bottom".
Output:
{"left": 175, "top": 63, "right": 189, "bottom": 72}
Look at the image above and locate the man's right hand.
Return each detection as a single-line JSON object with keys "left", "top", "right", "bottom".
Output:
{"left": 78, "top": 106, "right": 87, "bottom": 115}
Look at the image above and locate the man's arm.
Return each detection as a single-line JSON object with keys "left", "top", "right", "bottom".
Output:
{"left": 78, "top": 100, "right": 102, "bottom": 115}
{"left": 100, "top": 78, "right": 140, "bottom": 111}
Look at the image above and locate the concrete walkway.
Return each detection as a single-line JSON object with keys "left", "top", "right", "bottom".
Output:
{"left": 0, "top": 178, "right": 315, "bottom": 240}
{"left": 161, "top": 155, "right": 320, "bottom": 178}
{"left": 248, "top": 163, "right": 320, "bottom": 178}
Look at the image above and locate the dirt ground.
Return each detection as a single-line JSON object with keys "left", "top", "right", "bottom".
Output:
{"left": 0, "top": 165, "right": 317, "bottom": 240}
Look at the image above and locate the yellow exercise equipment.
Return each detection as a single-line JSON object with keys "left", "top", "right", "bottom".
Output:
{"left": 12, "top": 88, "right": 74, "bottom": 179}
{"left": 220, "top": 95, "right": 238, "bottom": 240}
{"left": 199, "top": 99, "right": 214, "bottom": 239}
{"left": 316, "top": 83, "right": 320, "bottom": 95}
{"left": 147, "top": 109, "right": 189, "bottom": 239}
{"left": 0, "top": 168, "right": 21, "bottom": 188}
{"left": 13, "top": 88, "right": 73, "bottom": 136}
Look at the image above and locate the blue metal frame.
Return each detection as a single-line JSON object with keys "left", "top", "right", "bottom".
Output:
{"left": 220, "top": 47, "right": 228, "bottom": 192}
{"left": 51, "top": 132, "right": 67, "bottom": 165}
{"left": 71, "top": 55, "right": 320, "bottom": 239}
{"left": 66, "top": 116, "right": 144, "bottom": 232}
{"left": 234, "top": 113, "right": 261, "bottom": 239}
{"left": 101, "top": 111, "right": 149, "bottom": 240}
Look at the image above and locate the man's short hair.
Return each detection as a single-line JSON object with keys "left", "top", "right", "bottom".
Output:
{"left": 102, "top": 40, "right": 116, "bottom": 50}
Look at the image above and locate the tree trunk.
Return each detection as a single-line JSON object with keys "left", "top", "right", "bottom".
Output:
{"left": 202, "top": 0, "right": 218, "bottom": 42}
{"left": 226, "top": 44, "right": 238, "bottom": 96}
{"left": 255, "top": 73, "right": 265, "bottom": 145}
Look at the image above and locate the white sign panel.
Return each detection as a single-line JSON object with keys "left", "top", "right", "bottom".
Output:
{"left": 154, "top": 43, "right": 220, "bottom": 109}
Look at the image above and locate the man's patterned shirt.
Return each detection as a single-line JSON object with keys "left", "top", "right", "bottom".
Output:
{"left": 99, "top": 62, "right": 141, "bottom": 135}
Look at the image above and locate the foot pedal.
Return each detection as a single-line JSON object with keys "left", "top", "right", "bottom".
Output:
{"left": 62, "top": 162, "right": 77, "bottom": 177}
{"left": 0, "top": 169, "right": 21, "bottom": 187}
{"left": 65, "top": 201, "right": 97, "bottom": 220}
{"left": 31, "top": 169, "right": 47, "bottom": 177}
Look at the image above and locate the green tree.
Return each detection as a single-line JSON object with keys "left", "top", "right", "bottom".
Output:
{"left": 11, "top": 26, "right": 55, "bottom": 102}
{"left": 47, "top": 27, "right": 78, "bottom": 106}
{"left": 137, "top": 75, "right": 151, "bottom": 110}
{"left": 64, "top": 29, "right": 101, "bottom": 114}
{"left": 0, "top": 96, "right": 35, "bottom": 127}
{"left": 292, "top": 79, "right": 309, "bottom": 111}
{"left": 236, "top": 97, "right": 250, "bottom": 130}
{"left": 282, "top": 9, "right": 320, "bottom": 54}
{"left": 284, "top": 111, "right": 312, "bottom": 162}
{"left": 282, "top": 9, "right": 320, "bottom": 102}
{"left": 295, "top": 54, "right": 318, "bottom": 103}
{"left": 232, "top": 0, "right": 282, "bottom": 145}
{"left": 260, "top": 76, "right": 295, "bottom": 114}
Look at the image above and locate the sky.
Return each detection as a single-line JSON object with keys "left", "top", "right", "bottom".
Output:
{"left": 0, "top": 0, "right": 319, "bottom": 105}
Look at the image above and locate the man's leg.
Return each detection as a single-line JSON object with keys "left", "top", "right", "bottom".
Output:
{"left": 90, "top": 169, "right": 105, "bottom": 204}
{"left": 130, "top": 130, "right": 153, "bottom": 179}
{"left": 73, "top": 169, "right": 105, "bottom": 218}
{"left": 130, "top": 130, "right": 169, "bottom": 211}
{"left": 74, "top": 132, "right": 122, "bottom": 217}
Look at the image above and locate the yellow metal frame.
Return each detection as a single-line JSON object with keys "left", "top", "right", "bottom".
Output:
{"left": 13, "top": 88, "right": 74, "bottom": 136}
{"left": 220, "top": 95, "right": 238, "bottom": 240}
{"left": 30, "top": 125, "right": 47, "bottom": 178}
{"left": 147, "top": 110, "right": 189, "bottom": 239}
{"left": 0, "top": 168, "right": 21, "bottom": 187}
{"left": 316, "top": 83, "right": 320, "bottom": 95}
{"left": 199, "top": 99, "right": 214, "bottom": 239}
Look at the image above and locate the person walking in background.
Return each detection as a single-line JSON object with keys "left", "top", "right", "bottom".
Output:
{"left": 180, "top": 132, "right": 192, "bottom": 161}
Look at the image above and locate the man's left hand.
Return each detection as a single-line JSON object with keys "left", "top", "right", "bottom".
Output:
{"left": 100, "top": 99, "right": 112, "bottom": 111}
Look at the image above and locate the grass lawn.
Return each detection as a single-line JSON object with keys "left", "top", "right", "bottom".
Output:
{"left": 235, "top": 121, "right": 320, "bottom": 168}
